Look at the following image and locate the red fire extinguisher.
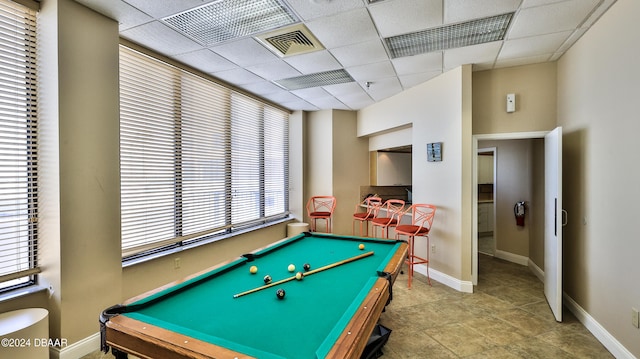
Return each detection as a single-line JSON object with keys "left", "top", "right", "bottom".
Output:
{"left": 514, "top": 201, "right": 526, "bottom": 227}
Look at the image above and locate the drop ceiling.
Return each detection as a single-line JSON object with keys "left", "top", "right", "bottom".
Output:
{"left": 73, "top": 0, "right": 616, "bottom": 112}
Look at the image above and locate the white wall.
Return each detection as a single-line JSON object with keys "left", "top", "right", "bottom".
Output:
{"left": 557, "top": 0, "right": 640, "bottom": 356}
{"left": 358, "top": 65, "right": 473, "bottom": 286}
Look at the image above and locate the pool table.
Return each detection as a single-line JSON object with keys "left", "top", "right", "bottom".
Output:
{"left": 100, "top": 232, "right": 407, "bottom": 359}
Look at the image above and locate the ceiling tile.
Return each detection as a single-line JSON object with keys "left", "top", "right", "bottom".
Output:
{"left": 283, "top": 50, "right": 342, "bottom": 74}
{"left": 122, "top": 0, "right": 204, "bottom": 18}
{"left": 444, "top": 0, "right": 521, "bottom": 24}
{"left": 240, "top": 81, "right": 286, "bottom": 96}
{"left": 443, "top": 41, "right": 502, "bottom": 71}
{"left": 368, "top": 0, "right": 442, "bottom": 37}
{"left": 330, "top": 40, "right": 389, "bottom": 68}
{"left": 211, "top": 67, "right": 265, "bottom": 85}
{"left": 346, "top": 61, "right": 397, "bottom": 83}
{"left": 494, "top": 54, "right": 551, "bottom": 68}
{"left": 305, "top": 8, "right": 379, "bottom": 48}
{"left": 398, "top": 71, "right": 441, "bottom": 89}
{"left": 120, "top": 21, "right": 202, "bottom": 56}
{"left": 174, "top": 49, "right": 237, "bottom": 73}
{"left": 392, "top": 51, "right": 443, "bottom": 75}
{"left": 499, "top": 31, "right": 572, "bottom": 60}
{"left": 364, "top": 77, "right": 403, "bottom": 102}
{"left": 508, "top": 0, "right": 600, "bottom": 39}
{"left": 305, "top": 95, "right": 350, "bottom": 110}
{"left": 246, "top": 60, "right": 301, "bottom": 81}
{"left": 74, "top": 0, "right": 152, "bottom": 30}
{"left": 284, "top": 0, "right": 364, "bottom": 21}
{"left": 210, "top": 38, "right": 281, "bottom": 67}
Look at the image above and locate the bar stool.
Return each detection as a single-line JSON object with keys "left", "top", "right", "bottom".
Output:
{"left": 306, "top": 195, "right": 337, "bottom": 233}
{"left": 395, "top": 204, "right": 436, "bottom": 288}
{"left": 352, "top": 196, "right": 382, "bottom": 236}
{"left": 371, "top": 199, "right": 405, "bottom": 238}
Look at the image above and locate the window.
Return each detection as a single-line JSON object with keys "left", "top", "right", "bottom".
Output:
{"left": 0, "top": 0, "right": 38, "bottom": 292}
{"left": 119, "top": 45, "right": 289, "bottom": 258}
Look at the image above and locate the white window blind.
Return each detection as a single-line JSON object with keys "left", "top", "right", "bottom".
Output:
{"left": 120, "top": 46, "right": 289, "bottom": 258}
{"left": 0, "top": 0, "right": 38, "bottom": 291}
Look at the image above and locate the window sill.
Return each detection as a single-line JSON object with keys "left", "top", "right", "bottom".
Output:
{"left": 122, "top": 216, "right": 295, "bottom": 268}
{"left": 0, "top": 284, "right": 49, "bottom": 305}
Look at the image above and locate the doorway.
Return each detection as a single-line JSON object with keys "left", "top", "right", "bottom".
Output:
{"left": 477, "top": 148, "right": 495, "bottom": 256}
{"left": 472, "top": 129, "right": 563, "bottom": 322}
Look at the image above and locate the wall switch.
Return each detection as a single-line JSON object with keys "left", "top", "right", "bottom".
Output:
{"left": 506, "top": 93, "right": 516, "bottom": 113}
{"left": 174, "top": 257, "right": 181, "bottom": 269}
{"left": 633, "top": 308, "right": 639, "bottom": 328}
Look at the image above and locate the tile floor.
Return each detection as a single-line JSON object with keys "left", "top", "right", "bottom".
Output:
{"left": 85, "top": 254, "right": 613, "bottom": 359}
{"left": 379, "top": 254, "right": 613, "bottom": 358}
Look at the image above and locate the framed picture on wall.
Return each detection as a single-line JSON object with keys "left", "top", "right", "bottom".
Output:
{"left": 427, "top": 142, "right": 442, "bottom": 162}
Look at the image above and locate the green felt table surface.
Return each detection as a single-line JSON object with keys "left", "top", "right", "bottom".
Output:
{"left": 122, "top": 233, "right": 404, "bottom": 359}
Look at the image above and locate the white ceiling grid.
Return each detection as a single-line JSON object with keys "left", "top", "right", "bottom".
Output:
{"left": 74, "top": 0, "right": 616, "bottom": 111}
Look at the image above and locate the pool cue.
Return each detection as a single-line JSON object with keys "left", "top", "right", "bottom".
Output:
{"left": 233, "top": 251, "right": 374, "bottom": 298}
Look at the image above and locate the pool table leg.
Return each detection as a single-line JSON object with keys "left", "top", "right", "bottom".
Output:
{"left": 111, "top": 347, "right": 128, "bottom": 359}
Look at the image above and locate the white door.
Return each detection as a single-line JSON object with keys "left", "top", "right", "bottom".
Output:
{"left": 544, "top": 127, "right": 563, "bottom": 322}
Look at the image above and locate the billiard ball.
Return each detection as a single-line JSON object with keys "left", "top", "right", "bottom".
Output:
{"left": 303, "top": 263, "right": 311, "bottom": 271}
{"left": 295, "top": 272, "right": 304, "bottom": 280}
{"left": 263, "top": 275, "right": 272, "bottom": 284}
{"left": 249, "top": 265, "right": 258, "bottom": 274}
{"left": 359, "top": 243, "right": 365, "bottom": 250}
{"left": 287, "top": 264, "right": 295, "bottom": 272}
{"left": 276, "top": 288, "right": 285, "bottom": 299}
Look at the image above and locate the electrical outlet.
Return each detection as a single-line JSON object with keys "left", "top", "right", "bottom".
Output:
{"left": 174, "top": 257, "right": 181, "bottom": 269}
{"left": 431, "top": 245, "right": 436, "bottom": 254}
{"left": 633, "top": 308, "right": 639, "bottom": 328}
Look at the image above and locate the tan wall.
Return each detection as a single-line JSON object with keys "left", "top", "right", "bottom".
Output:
{"left": 304, "top": 110, "right": 369, "bottom": 235}
{"left": 122, "top": 223, "right": 289, "bottom": 299}
{"left": 473, "top": 62, "right": 557, "bottom": 135}
{"left": 557, "top": 0, "right": 640, "bottom": 355}
{"left": 331, "top": 110, "right": 370, "bottom": 235}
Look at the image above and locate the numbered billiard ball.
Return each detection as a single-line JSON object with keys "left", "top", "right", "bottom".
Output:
{"left": 263, "top": 275, "right": 272, "bottom": 284}
{"left": 276, "top": 288, "right": 285, "bottom": 299}
{"left": 359, "top": 243, "right": 365, "bottom": 250}
{"left": 249, "top": 265, "right": 258, "bottom": 274}
{"left": 287, "top": 264, "right": 295, "bottom": 272}
{"left": 295, "top": 272, "right": 304, "bottom": 281}
{"left": 303, "top": 263, "right": 311, "bottom": 271}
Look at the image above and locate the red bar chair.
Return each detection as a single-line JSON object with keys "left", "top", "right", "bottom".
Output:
{"left": 371, "top": 199, "right": 405, "bottom": 239}
{"left": 352, "top": 196, "right": 382, "bottom": 237}
{"left": 395, "top": 204, "right": 436, "bottom": 288}
{"left": 306, "top": 196, "right": 337, "bottom": 233}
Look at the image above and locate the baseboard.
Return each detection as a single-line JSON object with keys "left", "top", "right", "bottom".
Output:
{"left": 527, "top": 258, "right": 544, "bottom": 283}
{"left": 50, "top": 332, "right": 100, "bottom": 359}
{"left": 563, "top": 294, "right": 637, "bottom": 359}
{"left": 494, "top": 249, "right": 529, "bottom": 266}
{"left": 412, "top": 263, "right": 473, "bottom": 293}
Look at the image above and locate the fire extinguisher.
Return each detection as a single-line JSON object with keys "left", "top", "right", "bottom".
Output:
{"left": 514, "top": 201, "right": 526, "bottom": 227}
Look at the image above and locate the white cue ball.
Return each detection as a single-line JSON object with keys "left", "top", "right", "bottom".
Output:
{"left": 288, "top": 264, "right": 295, "bottom": 272}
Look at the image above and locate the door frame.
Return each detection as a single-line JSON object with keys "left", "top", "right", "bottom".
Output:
{"left": 472, "top": 131, "right": 548, "bottom": 286}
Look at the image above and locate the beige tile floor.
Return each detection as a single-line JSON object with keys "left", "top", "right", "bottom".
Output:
{"left": 379, "top": 254, "right": 613, "bottom": 358}
{"left": 85, "top": 254, "right": 612, "bottom": 359}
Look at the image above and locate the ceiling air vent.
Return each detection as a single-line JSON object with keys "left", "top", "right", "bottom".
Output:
{"left": 256, "top": 24, "right": 324, "bottom": 57}
{"left": 275, "top": 69, "right": 353, "bottom": 90}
